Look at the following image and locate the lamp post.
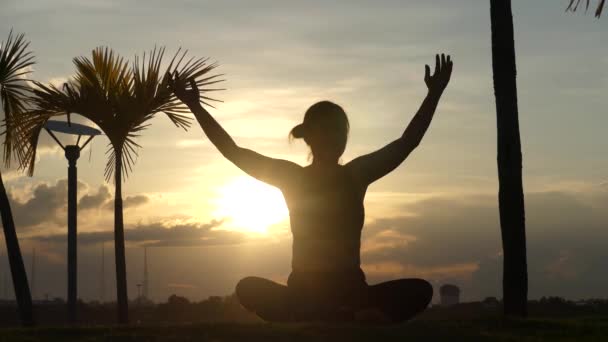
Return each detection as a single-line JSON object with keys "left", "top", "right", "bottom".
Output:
{"left": 44, "top": 119, "right": 101, "bottom": 324}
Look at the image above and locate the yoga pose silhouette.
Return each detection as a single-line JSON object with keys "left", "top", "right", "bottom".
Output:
{"left": 170, "top": 53, "right": 453, "bottom": 323}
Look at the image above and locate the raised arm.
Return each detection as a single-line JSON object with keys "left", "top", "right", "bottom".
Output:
{"left": 348, "top": 54, "right": 453, "bottom": 186}
{"left": 169, "top": 76, "right": 300, "bottom": 188}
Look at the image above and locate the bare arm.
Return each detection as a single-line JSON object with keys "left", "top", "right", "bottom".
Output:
{"left": 348, "top": 54, "right": 453, "bottom": 185}
{"left": 186, "top": 101, "right": 238, "bottom": 161}
{"left": 169, "top": 77, "right": 300, "bottom": 187}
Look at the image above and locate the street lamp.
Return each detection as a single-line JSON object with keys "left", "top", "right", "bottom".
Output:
{"left": 44, "top": 119, "right": 101, "bottom": 323}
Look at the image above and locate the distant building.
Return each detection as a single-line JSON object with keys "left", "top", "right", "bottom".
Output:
{"left": 439, "top": 284, "right": 460, "bottom": 306}
{"left": 482, "top": 296, "right": 500, "bottom": 308}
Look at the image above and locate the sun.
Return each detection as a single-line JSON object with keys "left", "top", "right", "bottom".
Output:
{"left": 213, "top": 176, "right": 289, "bottom": 234}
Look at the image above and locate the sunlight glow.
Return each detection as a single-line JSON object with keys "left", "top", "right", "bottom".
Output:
{"left": 213, "top": 177, "right": 289, "bottom": 234}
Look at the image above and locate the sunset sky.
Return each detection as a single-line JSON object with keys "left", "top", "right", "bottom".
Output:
{"left": 1, "top": 0, "right": 607, "bottom": 303}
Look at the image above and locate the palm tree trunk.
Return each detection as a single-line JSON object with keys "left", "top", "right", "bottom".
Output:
{"left": 490, "top": 0, "right": 528, "bottom": 317}
{"left": 114, "top": 151, "right": 129, "bottom": 324}
{"left": 0, "top": 171, "right": 34, "bottom": 326}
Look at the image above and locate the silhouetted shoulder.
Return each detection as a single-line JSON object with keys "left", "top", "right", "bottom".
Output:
{"left": 345, "top": 138, "right": 410, "bottom": 186}
{"left": 232, "top": 147, "right": 302, "bottom": 189}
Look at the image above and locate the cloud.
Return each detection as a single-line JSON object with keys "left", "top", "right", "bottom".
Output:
{"left": 79, "top": 185, "right": 111, "bottom": 210}
{"left": 8, "top": 179, "right": 69, "bottom": 228}
{"left": 79, "top": 185, "right": 149, "bottom": 211}
{"left": 361, "top": 229, "right": 417, "bottom": 255}
{"left": 0, "top": 169, "right": 25, "bottom": 182}
{"left": 123, "top": 195, "right": 149, "bottom": 209}
{"left": 175, "top": 139, "right": 209, "bottom": 148}
{"left": 11, "top": 186, "right": 608, "bottom": 302}
{"left": 27, "top": 219, "right": 249, "bottom": 247}
{"left": 101, "top": 193, "right": 150, "bottom": 210}
{"left": 360, "top": 188, "right": 608, "bottom": 300}
{"left": 167, "top": 283, "right": 198, "bottom": 289}
{"left": 363, "top": 261, "right": 479, "bottom": 281}
{"left": 8, "top": 180, "right": 151, "bottom": 229}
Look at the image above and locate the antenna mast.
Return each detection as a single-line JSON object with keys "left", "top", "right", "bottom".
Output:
{"left": 143, "top": 247, "right": 149, "bottom": 300}
{"left": 100, "top": 243, "right": 105, "bottom": 303}
{"left": 31, "top": 248, "right": 36, "bottom": 301}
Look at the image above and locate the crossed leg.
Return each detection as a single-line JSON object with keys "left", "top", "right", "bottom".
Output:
{"left": 366, "top": 278, "right": 433, "bottom": 322}
{"left": 235, "top": 276, "right": 433, "bottom": 323}
{"left": 236, "top": 276, "right": 292, "bottom": 322}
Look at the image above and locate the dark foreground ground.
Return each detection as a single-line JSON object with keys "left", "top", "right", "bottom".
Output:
{"left": 1, "top": 316, "right": 608, "bottom": 341}
{"left": 3, "top": 299, "right": 608, "bottom": 341}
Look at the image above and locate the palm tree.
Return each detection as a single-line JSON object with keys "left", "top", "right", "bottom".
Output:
{"left": 0, "top": 30, "right": 35, "bottom": 326}
{"left": 488, "top": 0, "right": 604, "bottom": 319}
{"left": 490, "top": 0, "right": 528, "bottom": 317}
{"left": 28, "top": 47, "right": 222, "bottom": 323}
{"left": 567, "top": 0, "right": 605, "bottom": 17}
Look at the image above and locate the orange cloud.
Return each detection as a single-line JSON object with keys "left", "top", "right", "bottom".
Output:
{"left": 361, "top": 229, "right": 417, "bottom": 254}
{"left": 167, "top": 283, "right": 198, "bottom": 289}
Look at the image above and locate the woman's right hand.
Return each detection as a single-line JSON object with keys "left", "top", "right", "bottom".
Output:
{"left": 168, "top": 72, "right": 201, "bottom": 108}
{"left": 424, "top": 53, "right": 453, "bottom": 96}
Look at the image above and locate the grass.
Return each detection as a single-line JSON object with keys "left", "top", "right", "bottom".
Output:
{"left": 1, "top": 316, "right": 608, "bottom": 342}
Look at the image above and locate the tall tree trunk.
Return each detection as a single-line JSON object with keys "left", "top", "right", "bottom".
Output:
{"left": 114, "top": 151, "right": 129, "bottom": 324}
{"left": 0, "top": 171, "right": 34, "bottom": 326}
{"left": 490, "top": 0, "right": 528, "bottom": 317}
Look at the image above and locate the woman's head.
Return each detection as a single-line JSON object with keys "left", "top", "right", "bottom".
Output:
{"left": 290, "top": 101, "right": 349, "bottom": 163}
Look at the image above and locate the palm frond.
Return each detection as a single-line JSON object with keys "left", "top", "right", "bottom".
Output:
{"left": 0, "top": 30, "right": 35, "bottom": 168}
{"left": 102, "top": 47, "right": 225, "bottom": 182}
{"left": 27, "top": 45, "right": 225, "bottom": 183}
{"left": 13, "top": 111, "right": 50, "bottom": 176}
{"left": 72, "top": 47, "right": 131, "bottom": 122}
{"left": 567, "top": 0, "right": 605, "bottom": 17}
{"left": 64, "top": 47, "right": 133, "bottom": 182}
{"left": 158, "top": 49, "right": 225, "bottom": 120}
{"left": 25, "top": 80, "right": 92, "bottom": 175}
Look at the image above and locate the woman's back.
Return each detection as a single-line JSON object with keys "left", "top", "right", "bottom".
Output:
{"left": 282, "top": 164, "right": 366, "bottom": 273}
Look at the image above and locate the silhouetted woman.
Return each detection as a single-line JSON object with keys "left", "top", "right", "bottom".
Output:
{"left": 170, "top": 54, "right": 453, "bottom": 323}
